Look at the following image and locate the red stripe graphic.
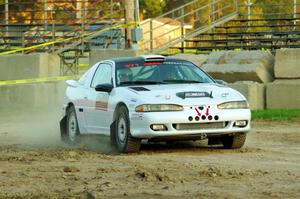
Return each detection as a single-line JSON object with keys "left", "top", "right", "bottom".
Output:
{"left": 205, "top": 107, "right": 210, "bottom": 116}
{"left": 195, "top": 108, "right": 201, "bottom": 116}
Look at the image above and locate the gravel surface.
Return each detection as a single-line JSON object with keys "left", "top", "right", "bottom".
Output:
{"left": 0, "top": 108, "right": 299, "bottom": 199}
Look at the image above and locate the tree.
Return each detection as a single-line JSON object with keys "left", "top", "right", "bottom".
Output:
{"left": 139, "top": 0, "right": 165, "bottom": 19}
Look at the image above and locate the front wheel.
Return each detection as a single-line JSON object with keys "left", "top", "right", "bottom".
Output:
{"left": 221, "top": 133, "right": 247, "bottom": 149}
{"left": 111, "top": 106, "right": 141, "bottom": 153}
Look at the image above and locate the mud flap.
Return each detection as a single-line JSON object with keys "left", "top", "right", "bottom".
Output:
{"left": 60, "top": 116, "right": 67, "bottom": 141}
{"left": 110, "top": 121, "right": 117, "bottom": 151}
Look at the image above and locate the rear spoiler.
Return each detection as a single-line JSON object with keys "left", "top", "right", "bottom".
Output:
{"left": 141, "top": 55, "right": 166, "bottom": 62}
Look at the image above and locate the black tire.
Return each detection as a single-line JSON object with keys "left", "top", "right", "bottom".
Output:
{"left": 221, "top": 133, "right": 247, "bottom": 149}
{"left": 64, "top": 105, "right": 80, "bottom": 145}
{"left": 111, "top": 106, "right": 141, "bottom": 153}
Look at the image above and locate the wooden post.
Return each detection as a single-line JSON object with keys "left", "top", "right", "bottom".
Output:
{"left": 180, "top": 8, "right": 184, "bottom": 54}
{"left": 5, "top": 0, "right": 8, "bottom": 25}
{"left": 125, "top": 0, "right": 134, "bottom": 49}
{"left": 5, "top": 0, "right": 8, "bottom": 36}
{"left": 80, "top": 0, "right": 84, "bottom": 54}
{"left": 150, "top": 19, "right": 153, "bottom": 51}
{"left": 76, "top": 0, "right": 82, "bottom": 19}
{"left": 44, "top": 0, "right": 47, "bottom": 28}
{"left": 294, "top": 0, "right": 297, "bottom": 29}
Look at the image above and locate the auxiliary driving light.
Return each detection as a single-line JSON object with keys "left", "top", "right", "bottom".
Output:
{"left": 234, "top": 120, "right": 247, "bottom": 127}
{"left": 151, "top": 124, "right": 167, "bottom": 131}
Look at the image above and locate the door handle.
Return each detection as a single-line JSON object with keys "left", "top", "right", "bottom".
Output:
{"left": 84, "top": 96, "right": 88, "bottom": 99}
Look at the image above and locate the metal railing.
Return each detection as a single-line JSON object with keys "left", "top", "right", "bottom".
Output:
{"left": 140, "top": 0, "right": 239, "bottom": 53}
{"left": 0, "top": 0, "right": 125, "bottom": 53}
{"left": 173, "top": 1, "right": 300, "bottom": 53}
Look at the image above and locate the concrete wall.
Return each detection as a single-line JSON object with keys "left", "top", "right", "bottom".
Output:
{"left": 0, "top": 81, "right": 66, "bottom": 108}
{"left": 89, "top": 49, "right": 143, "bottom": 66}
{"left": 266, "top": 80, "right": 300, "bottom": 109}
{"left": 0, "top": 53, "right": 60, "bottom": 81}
{"left": 172, "top": 53, "right": 208, "bottom": 67}
{"left": 228, "top": 82, "right": 266, "bottom": 110}
{"left": 202, "top": 51, "right": 275, "bottom": 83}
{"left": 269, "top": 49, "right": 300, "bottom": 109}
{"left": 275, "top": 48, "right": 300, "bottom": 78}
{"left": 203, "top": 63, "right": 273, "bottom": 83}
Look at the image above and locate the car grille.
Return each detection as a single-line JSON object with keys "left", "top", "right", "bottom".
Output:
{"left": 172, "top": 122, "right": 227, "bottom": 131}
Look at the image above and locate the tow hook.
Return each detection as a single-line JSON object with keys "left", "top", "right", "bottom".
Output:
{"left": 200, "top": 133, "right": 207, "bottom": 140}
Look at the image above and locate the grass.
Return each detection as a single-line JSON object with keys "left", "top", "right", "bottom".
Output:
{"left": 252, "top": 109, "right": 300, "bottom": 121}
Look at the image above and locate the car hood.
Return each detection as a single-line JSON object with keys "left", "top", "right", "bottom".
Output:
{"left": 123, "top": 83, "right": 246, "bottom": 106}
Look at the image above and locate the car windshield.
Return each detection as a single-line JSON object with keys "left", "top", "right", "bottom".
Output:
{"left": 116, "top": 60, "right": 214, "bottom": 86}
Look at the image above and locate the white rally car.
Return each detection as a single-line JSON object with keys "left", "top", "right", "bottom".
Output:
{"left": 60, "top": 55, "right": 251, "bottom": 153}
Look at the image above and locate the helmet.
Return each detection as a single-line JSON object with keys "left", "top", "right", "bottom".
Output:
{"left": 118, "top": 68, "right": 133, "bottom": 83}
{"left": 160, "top": 65, "right": 178, "bottom": 80}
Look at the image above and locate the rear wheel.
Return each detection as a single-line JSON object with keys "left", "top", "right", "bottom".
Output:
{"left": 221, "top": 133, "right": 247, "bottom": 149}
{"left": 64, "top": 106, "right": 80, "bottom": 144}
{"left": 111, "top": 106, "right": 141, "bottom": 153}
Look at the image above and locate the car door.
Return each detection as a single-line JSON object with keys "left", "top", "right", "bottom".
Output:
{"left": 84, "top": 62, "right": 113, "bottom": 135}
{"left": 72, "top": 69, "right": 93, "bottom": 135}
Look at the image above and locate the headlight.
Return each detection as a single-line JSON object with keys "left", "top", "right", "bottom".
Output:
{"left": 217, "top": 101, "right": 249, "bottom": 109}
{"left": 135, "top": 104, "right": 183, "bottom": 112}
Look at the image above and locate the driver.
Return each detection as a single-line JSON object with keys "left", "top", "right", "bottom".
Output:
{"left": 118, "top": 68, "right": 133, "bottom": 83}
{"left": 160, "top": 65, "right": 179, "bottom": 81}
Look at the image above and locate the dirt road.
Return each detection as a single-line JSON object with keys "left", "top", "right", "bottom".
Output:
{"left": 0, "top": 108, "right": 299, "bottom": 198}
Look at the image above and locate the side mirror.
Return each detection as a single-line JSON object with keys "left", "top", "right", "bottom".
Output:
{"left": 95, "top": 84, "right": 113, "bottom": 93}
{"left": 66, "top": 80, "right": 80, "bottom": 88}
{"left": 215, "top": 79, "right": 227, "bottom": 85}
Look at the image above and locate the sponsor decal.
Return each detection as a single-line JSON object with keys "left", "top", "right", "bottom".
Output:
{"left": 195, "top": 107, "right": 201, "bottom": 116}
{"left": 194, "top": 106, "right": 210, "bottom": 116}
{"left": 221, "top": 92, "right": 229, "bottom": 97}
{"left": 143, "top": 62, "right": 163, "bottom": 66}
{"left": 177, "top": 91, "right": 213, "bottom": 99}
{"left": 95, "top": 101, "right": 108, "bottom": 111}
{"left": 165, "top": 95, "right": 171, "bottom": 100}
{"left": 125, "top": 63, "right": 139, "bottom": 68}
{"left": 163, "top": 61, "right": 193, "bottom": 66}
{"left": 205, "top": 106, "right": 210, "bottom": 116}
{"left": 123, "top": 61, "right": 164, "bottom": 68}
{"left": 186, "top": 92, "right": 207, "bottom": 97}
{"left": 131, "top": 113, "right": 143, "bottom": 120}
{"left": 192, "top": 105, "right": 218, "bottom": 121}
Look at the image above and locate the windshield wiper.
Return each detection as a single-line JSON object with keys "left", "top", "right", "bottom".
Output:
{"left": 162, "top": 79, "right": 204, "bottom": 84}
{"left": 120, "top": 80, "right": 166, "bottom": 86}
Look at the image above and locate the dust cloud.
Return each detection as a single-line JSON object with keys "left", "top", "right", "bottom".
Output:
{"left": 0, "top": 105, "right": 62, "bottom": 147}
{"left": 0, "top": 99, "right": 112, "bottom": 153}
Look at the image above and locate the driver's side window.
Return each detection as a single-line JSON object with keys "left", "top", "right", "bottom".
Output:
{"left": 91, "top": 63, "right": 112, "bottom": 88}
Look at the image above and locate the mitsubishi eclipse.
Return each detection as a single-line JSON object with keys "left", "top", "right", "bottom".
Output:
{"left": 60, "top": 55, "right": 251, "bottom": 153}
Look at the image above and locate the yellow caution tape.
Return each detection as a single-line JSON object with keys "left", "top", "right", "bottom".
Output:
{"left": 0, "top": 21, "right": 139, "bottom": 56}
{"left": 79, "top": 63, "right": 89, "bottom": 68}
{"left": 0, "top": 75, "right": 80, "bottom": 86}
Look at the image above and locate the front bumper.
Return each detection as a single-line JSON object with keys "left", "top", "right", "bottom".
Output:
{"left": 130, "top": 106, "right": 251, "bottom": 139}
